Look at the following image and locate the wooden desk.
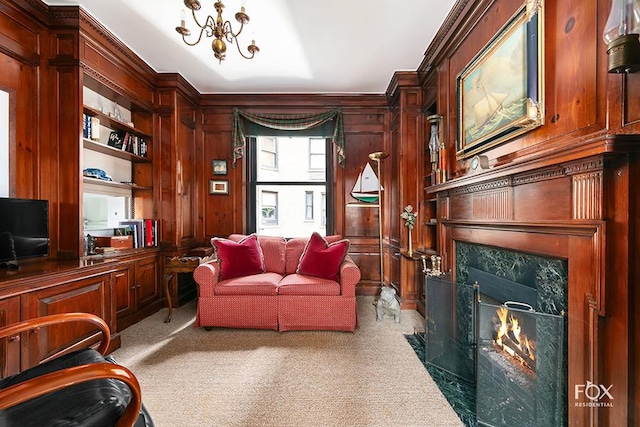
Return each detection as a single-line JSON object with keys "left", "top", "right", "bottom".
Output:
{"left": 163, "top": 256, "right": 210, "bottom": 323}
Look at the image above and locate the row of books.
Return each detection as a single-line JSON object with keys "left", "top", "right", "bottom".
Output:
{"left": 107, "top": 130, "right": 148, "bottom": 157}
{"left": 82, "top": 113, "right": 149, "bottom": 158}
{"left": 82, "top": 113, "right": 100, "bottom": 141}
{"left": 117, "top": 219, "right": 158, "bottom": 248}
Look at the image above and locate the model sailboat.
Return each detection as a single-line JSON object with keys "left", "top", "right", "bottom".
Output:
{"left": 351, "top": 162, "right": 383, "bottom": 203}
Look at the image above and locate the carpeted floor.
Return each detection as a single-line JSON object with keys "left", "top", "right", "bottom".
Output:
{"left": 112, "top": 297, "right": 463, "bottom": 427}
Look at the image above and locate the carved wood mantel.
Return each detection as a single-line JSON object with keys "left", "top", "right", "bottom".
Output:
{"left": 427, "top": 153, "right": 632, "bottom": 425}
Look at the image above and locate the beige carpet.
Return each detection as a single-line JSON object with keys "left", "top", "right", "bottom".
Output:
{"left": 112, "top": 297, "right": 463, "bottom": 427}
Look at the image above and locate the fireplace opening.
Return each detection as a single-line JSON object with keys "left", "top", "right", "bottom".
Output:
{"left": 422, "top": 242, "right": 568, "bottom": 426}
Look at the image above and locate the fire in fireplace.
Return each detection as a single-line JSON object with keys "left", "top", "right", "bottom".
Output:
{"left": 494, "top": 304, "right": 536, "bottom": 372}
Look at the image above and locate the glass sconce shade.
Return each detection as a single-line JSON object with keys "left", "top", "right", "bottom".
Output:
{"left": 603, "top": 0, "right": 640, "bottom": 73}
{"left": 428, "top": 124, "right": 439, "bottom": 164}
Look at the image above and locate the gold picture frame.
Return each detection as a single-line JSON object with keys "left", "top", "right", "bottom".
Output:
{"left": 456, "top": 0, "right": 544, "bottom": 159}
{"left": 209, "top": 180, "right": 229, "bottom": 195}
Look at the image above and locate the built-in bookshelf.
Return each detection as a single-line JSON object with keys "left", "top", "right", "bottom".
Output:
{"left": 80, "top": 82, "right": 155, "bottom": 247}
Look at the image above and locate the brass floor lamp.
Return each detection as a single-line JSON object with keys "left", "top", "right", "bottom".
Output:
{"left": 368, "top": 151, "right": 389, "bottom": 287}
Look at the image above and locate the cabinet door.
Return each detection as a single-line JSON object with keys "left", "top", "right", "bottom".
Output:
{"left": 135, "top": 256, "right": 158, "bottom": 309}
{"left": 113, "top": 264, "right": 135, "bottom": 320}
{"left": 0, "top": 297, "right": 20, "bottom": 378}
{"left": 23, "top": 274, "right": 110, "bottom": 368}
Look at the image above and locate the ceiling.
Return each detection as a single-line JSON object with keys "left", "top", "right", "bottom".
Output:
{"left": 41, "top": 0, "right": 457, "bottom": 94}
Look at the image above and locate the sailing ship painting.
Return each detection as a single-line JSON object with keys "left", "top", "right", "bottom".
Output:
{"left": 471, "top": 86, "right": 509, "bottom": 132}
{"left": 458, "top": 13, "right": 538, "bottom": 152}
{"left": 351, "top": 162, "right": 382, "bottom": 203}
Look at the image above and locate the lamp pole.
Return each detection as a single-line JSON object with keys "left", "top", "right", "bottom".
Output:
{"left": 368, "top": 151, "right": 389, "bottom": 288}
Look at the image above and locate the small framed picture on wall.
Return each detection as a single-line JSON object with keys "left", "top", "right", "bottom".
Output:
{"left": 209, "top": 180, "right": 229, "bottom": 195}
{"left": 212, "top": 159, "right": 228, "bottom": 175}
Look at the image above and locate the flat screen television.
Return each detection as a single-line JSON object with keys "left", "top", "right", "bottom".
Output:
{"left": 0, "top": 197, "right": 50, "bottom": 267}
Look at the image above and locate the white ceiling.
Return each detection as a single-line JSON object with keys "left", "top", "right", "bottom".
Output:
{"left": 42, "top": 0, "right": 456, "bottom": 94}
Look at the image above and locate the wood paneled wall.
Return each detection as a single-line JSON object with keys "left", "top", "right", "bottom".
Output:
{"left": 418, "top": 0, "right": 640, "bottom": 424}
{"left": 197, "top": 95, "right": 389, "bottom": 292}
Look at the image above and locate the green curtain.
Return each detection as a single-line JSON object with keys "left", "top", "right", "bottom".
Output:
{"left": 232, "top": 108, "right": 345, "bottom": 167}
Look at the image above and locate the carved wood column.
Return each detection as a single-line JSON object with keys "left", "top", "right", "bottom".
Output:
{"left": 386, "top": 72, "right": 423, "bottom": 308}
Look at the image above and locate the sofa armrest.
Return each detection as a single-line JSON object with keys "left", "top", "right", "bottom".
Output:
{"left": 339, "top": 256, "right": 361, "bottom": 297}
{"left": 193, "top": 259, "right": 221, "bottom": 297}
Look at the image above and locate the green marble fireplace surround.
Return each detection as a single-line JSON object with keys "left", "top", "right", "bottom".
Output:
{"left": 429, "top": 242, "right": 570, "bottom": 425}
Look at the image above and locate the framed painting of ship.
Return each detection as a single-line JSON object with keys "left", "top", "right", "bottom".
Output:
{"left": 456, "top": 0, "right": 544, "bottom": 159}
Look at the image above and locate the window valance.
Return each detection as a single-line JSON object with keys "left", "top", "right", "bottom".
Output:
{"left": 232, "top": 108, "right": 345, "bottom": 167}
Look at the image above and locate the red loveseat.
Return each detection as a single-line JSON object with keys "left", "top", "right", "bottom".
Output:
{"left": 193, "top": 233, "right": 361, "bottom": 332}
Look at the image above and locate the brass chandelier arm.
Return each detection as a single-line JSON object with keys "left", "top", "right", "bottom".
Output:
{"left": 180, "top": 27, "right": 207, "bottom": 47}
{"left": 179, "top": 12, "right": 214, "bottom": 47}
{"left": 234, "top": 38, "right": 260, "bottom": 60}
{"left": 175, "top": 1, "right": 259, "bottom": 63}
{"left": 222, "top": 20, "right": 243, "bottom": 42}
{"left": 190, "top": 8, "right": 208, "bottom": 33}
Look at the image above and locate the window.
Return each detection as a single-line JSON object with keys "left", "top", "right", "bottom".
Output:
{"left": 309, "top": 138, "right": 325, "bottom": 170}
{"left": 261, "top": 191, "right": 278, "bottom": 226}
{"left": 249, "top": 136, "right": 332, "bottom": 237}
{"left": 260, "top": 137, "right": 277, "bottom": 169}
{"left": 305, "top": 191, "right": 314, "bottom": 220}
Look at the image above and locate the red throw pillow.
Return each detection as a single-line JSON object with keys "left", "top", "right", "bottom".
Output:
{"left": 296, "top": 232, "right": 350, "bottom": 281}
{"left": 213, "top": 234, "right": 265, "bottom": 280}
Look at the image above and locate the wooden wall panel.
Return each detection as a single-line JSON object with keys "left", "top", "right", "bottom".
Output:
{"left": 198, "top": 98, "right": 387, "bottom": 294}
{"left": 433, "top": 0, "right": 608, "bottom": 179}
{"left": 513, "top": 178, "right": 572, "bottom": 221}
{"left": 0, "top": 10, "right": 39, "bottom": 61}
{"left": 0, "top": 51, "right": 38, "bottom": 199}
{"left": 420, "top": 0, "right": 638, "bottom": 422}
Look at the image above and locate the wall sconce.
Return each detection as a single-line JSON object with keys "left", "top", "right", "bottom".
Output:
{"left": 603, "top": 0, "right": 640, "bottom": 73}
{"left": 426, "top": 114, "right": 446, "bottom": 184}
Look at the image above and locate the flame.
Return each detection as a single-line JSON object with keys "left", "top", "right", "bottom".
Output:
{"left": 496, "top": 306, "right": 509, "bottom": 346}
{"left": 494, "top": 306, "right": 535, "bottom": 367}
{"left": 510, "top": 314, "right": 521, "bottom": 345}
{"left": 523, "top": 336, "right": 535, "bottom": 361}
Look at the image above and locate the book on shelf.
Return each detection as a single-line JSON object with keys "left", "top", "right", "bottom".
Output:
{"left": 107, "top": 131, "right": 147, "bottom": 157}
{"left": 139, "top": 138, "right": 148, "bottom": 158}
{"left": 90, "top": 116, "right": 100, "bottom": 141}
{"left": 119, "top": 219, "right": 143, "bottom": 248}
{"left": 108, "top": 130, "right": 125, "bottom": 149}
{"left": 119, "top": 219, "right": 158, "bottom": 248}
{"left": 144, "top": 219, "right": 155, "bottom": 247}
{"left": 82, "top": 114, "right": 100, "bottom": 141}
{"left": 82, "top": 114, "right": 89, "bottom": 139}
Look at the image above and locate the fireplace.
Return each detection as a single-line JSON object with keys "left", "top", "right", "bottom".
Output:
{"left": 423, "top": 242, "right": 568, "bottom": 425}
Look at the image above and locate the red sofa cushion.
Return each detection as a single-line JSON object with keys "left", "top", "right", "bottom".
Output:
{"left": 229, "top": 234, "right": 287, "bottom": 274}
{"left": 296, "top": 232, "right": 349, "bottom": 281}
{"left": 214, "top": 272, "right": 282, "bottom": 295}
{"left": 277, "top": 274, "right": 341, "bottom": 296}
{"left": 285, "top": 234, "right": 343, "bottom": 274}
{"left": 213, "top": 234, "right": 265, "bottom": 280}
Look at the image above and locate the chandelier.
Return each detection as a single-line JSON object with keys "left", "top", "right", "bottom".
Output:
{"left": 175, "top": 0, "right": 259, "bottom": 64}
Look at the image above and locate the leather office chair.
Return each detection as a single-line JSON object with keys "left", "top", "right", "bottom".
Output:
{"left": 0, "top": 313, "right": 153, "bottom": 426}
